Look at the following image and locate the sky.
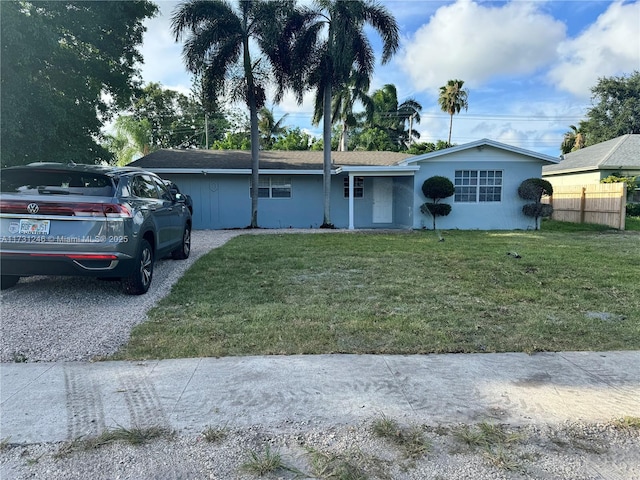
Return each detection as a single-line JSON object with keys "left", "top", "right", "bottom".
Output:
{"left": 136, "top": 0, "right": 640, "bottom": 157}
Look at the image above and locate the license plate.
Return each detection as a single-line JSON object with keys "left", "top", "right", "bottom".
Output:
{"left": 19, "top": 219, "right": 51, "bottom": 235}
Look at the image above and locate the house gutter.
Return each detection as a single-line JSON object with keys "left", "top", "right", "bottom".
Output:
{"left": 147, "top": 168, "right": 331, "bottom": 175}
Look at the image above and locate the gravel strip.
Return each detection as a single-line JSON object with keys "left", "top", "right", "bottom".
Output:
{"left": 2, "top": 420, "right": 639, "bottom": 479}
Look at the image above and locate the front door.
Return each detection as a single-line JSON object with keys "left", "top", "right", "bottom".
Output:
{"left": 373, "top": 177, "right": 393, "bottom": 223}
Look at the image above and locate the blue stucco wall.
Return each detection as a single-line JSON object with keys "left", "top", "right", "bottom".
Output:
{"left": 411, "top": 146, "right": 547, "bottom": 230}
{"left": 159, "top": 172, "right": 414, "bottom": 230}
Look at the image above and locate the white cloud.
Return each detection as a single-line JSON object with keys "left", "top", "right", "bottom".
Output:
{"left": 548, "top": 1, "right": 640, "bottom": 98}
{"left": 399, "top": 0, "right": 565, "bottom": 92}
{"left": 139, "top": 2, "right": 193, "bottom": 92}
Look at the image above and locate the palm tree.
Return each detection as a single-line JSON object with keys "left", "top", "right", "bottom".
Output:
{"left": 332, "top": 69, "right": 373, "bottom": 151}
{"left": 438, "top": 79, "right": 469, "bottom": 145}
{"left": 294, "top": 0, "right": 399, "bottom": 227}
{"left": 172, "top": 0, "right": 298, "bottom": 228}
{"left": 258, "top": 107, "right": 289, "bottom": 149}
{"left": 397, "top": 98, "right": 422, "bottom": 148}
{"left": 369, "top": 84, "right": 421, "bottom": 150}
{"left": 561, "top": 124, "right": 586, "bottom": 154}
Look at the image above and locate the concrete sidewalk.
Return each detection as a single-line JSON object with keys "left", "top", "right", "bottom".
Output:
{"left": 2, "top": 352, "right": 639, "bottom": 444}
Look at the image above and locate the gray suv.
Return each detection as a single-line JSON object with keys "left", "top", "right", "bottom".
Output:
{"left": 0, "top": 163, "right": 192, "bottom": 295}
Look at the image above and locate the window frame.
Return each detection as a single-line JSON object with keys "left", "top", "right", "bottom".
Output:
{"left": 344, "top": 176, "right": 364, "bottom": 198}
{"left": 454, "top": 169, "right": 503, "bottom": 203}
{"left": 250, "top": 176, "right": 292, "bottom": 199}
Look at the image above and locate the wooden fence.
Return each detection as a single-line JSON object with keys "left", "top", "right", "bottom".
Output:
{"left": 543, "top": 183, "right": 626, "bottom": 230}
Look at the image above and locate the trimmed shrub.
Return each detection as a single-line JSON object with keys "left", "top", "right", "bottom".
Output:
{"left": 421, "top": 176, "right": 454, "bottom": 230}
{"left": 518, "top": 178, "right": 553, "bottom": 230}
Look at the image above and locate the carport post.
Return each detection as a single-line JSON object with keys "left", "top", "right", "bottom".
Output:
{"left": 348, "top": 174, "right": 355, "bottom": 230}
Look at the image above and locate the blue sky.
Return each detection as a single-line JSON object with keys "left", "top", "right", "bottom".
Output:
{"left": 137, "top": 0, "right": 640, "bottom": 157}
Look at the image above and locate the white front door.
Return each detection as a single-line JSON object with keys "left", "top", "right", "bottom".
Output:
{"left": 373, "top": 177, "right": 393, "bottom": 223}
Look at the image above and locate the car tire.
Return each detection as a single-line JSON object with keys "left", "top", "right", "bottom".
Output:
{"left": 122, "top": 239, "right": 154, "bottom": 295}
{"left": 172, "top": 224, "right": 191, "bottom": 260}
{"left": 1, "top": 275, "right": 20, "bottom": 290}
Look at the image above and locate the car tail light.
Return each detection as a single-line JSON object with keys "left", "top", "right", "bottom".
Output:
{"left": 28, "top": 253, "right": 118, "bottom": 260}
{"left": 0, "top": 201, "right": 131, "bottom": 218}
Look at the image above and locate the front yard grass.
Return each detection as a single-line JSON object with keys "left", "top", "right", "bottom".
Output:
{"left": 114, "top": 229, "right": 640, "bottom": 360}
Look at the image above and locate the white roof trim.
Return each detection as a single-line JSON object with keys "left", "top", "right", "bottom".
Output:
{"left": 336, "top": 165, "right": 419, "bottom": 176}
{"left": 400, "top": 138, "right": 559, "bottom": 165}
{"left": 147, "top": 168, "right": 330, "bottom": 175}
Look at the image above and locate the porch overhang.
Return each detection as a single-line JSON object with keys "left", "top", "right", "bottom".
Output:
{"left": 336, "top": 166, "right": 419, "bottom": 230}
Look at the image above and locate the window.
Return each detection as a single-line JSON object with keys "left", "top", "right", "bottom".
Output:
{"left": 131, "top": 175, "right": 160, "bottom": 199}
{"left": 251, "top": 176, "right": 291, "bottom": 198}
{"left": 455, "top": 170, "right": 502, "bottom": 202}
{"left": 151, "top": 176, "right": 173, "bottom": 201}
{"left": 344, "top": 176, "right": 364, "bottom": 198}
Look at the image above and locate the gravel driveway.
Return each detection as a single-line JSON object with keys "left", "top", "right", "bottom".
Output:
{"left": 0, "top": 230, "right": 244, "bottom": 363}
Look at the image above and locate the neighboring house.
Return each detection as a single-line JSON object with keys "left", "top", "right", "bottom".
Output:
{"left": 542, "top": 134, "right": 640, "bottom": 202}
{"left": 130, "top": 138, "right": 558, "bottom": 231}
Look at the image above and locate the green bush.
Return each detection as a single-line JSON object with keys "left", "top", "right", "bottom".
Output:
{"left": 626, "top": 203, "right": 640, "bottom": 217}
{"left": 523, "top": 203, "right": 553, "bottom": 219}
{"left": 421, "top": 203, "right": 452, "bottom": 218}
{"left": 518, "top": 178, "right": 554, "bottom": 230}
{"left": 421, "top": 176, "right": 454, "bottom": 230}
{"left": 422, "top": 176, "right": 455, "bottom": 199}
{"left": 518, "top": 178, "right": 553, "bottom": 202}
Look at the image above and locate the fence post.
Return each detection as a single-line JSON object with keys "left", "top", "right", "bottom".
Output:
{"left": 619, "top": 184, "right": 626, "bottom": 230}
{"left": 580, "top": 187, "right": 586, "bottom": 224}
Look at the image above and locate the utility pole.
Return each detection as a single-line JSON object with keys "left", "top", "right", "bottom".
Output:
{"left": 408, "top": 112, "right": 416, "bottom": 147}
{"left": 204, "top": 114, "right": 209, "bottom": 149}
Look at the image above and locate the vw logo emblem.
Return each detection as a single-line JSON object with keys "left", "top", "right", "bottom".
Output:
{"left": 27, "top": 203, "right": 39, "bottom": 214}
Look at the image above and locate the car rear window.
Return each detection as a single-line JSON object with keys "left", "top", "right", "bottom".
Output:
{"left": 0, "top": 169, "right": 115, "bottom": 196}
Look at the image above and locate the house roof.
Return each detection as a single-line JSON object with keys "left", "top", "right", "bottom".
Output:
{"left": 129, "top": 149, "right": 414, "bottom": 172}
{"left": 400, "top": 138, "right": 560, "bottom": 165}
{"left": 542, "top": 134, "right": 640, "bottom": 175}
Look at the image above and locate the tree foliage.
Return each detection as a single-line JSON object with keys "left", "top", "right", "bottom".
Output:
{"left": 579, "top": 71, "right": 640, "bottom": 146}
{"left": 438, "top": 79, "right": 468, "bottom": 145}
{"left": 518, "top": 178, "right": 553, "bottom": 230}
{"left": 561, "top": 124, "right": 587, "bottom": 154}
{"left": 420, "top": 176, "right": 454, "bottom": 230}
{"left": 407, "top": 140, "right": 451, "bottom": 155}
{"left": 272, "top": 128, "right": 315, "bottom": 150}
{"left": 1, "top": 0, "right": 158, "bottom": 167}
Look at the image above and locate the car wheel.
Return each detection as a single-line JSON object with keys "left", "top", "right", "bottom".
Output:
{"left": 172, "top": 224, "right": 191, "bottom": 260}
{"left": 1, "top": 275, "right": 20, "bottom": 290}
{"left": 122, "top": 239, "right": 154, "bottom": 295}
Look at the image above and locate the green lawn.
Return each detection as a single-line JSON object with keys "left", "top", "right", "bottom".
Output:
{"left": 113, "top": 228, "right": 640, "bottom": 360}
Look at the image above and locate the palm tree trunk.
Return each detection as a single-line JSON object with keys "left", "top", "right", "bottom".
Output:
{"left": 448, "top": 113, "right": 453, "bottom": 145}
{"left": 322, "top": 85, "right": 333, "bottom": 227}
{"left": 243, "top": 37, "right": 259, "bottom": 228}
{"left": 339, "top": 121, "right": 348, "bottom": 152}
{"left": 249, "top": 101, "right": 260, "bottom": 228}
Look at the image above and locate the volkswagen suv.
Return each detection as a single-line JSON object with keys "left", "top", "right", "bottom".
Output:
{"left": 0, "top": 163, "right": 192, "bottom": 295}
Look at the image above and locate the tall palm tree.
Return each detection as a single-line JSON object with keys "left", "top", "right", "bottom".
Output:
{"left": 438, "top": 79, "right": 469, "bottom": 145}
{"left": 172, "top": 0, "right": 298, "bottom": 228}
{"left": 332, "top": 69, "right": 373, "bottom": 151}
{"left": 561, "top": 124, "right": 586, "bottom": 154}
{"left": 294, "top": 0, "right": 399, "bottom": 227}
